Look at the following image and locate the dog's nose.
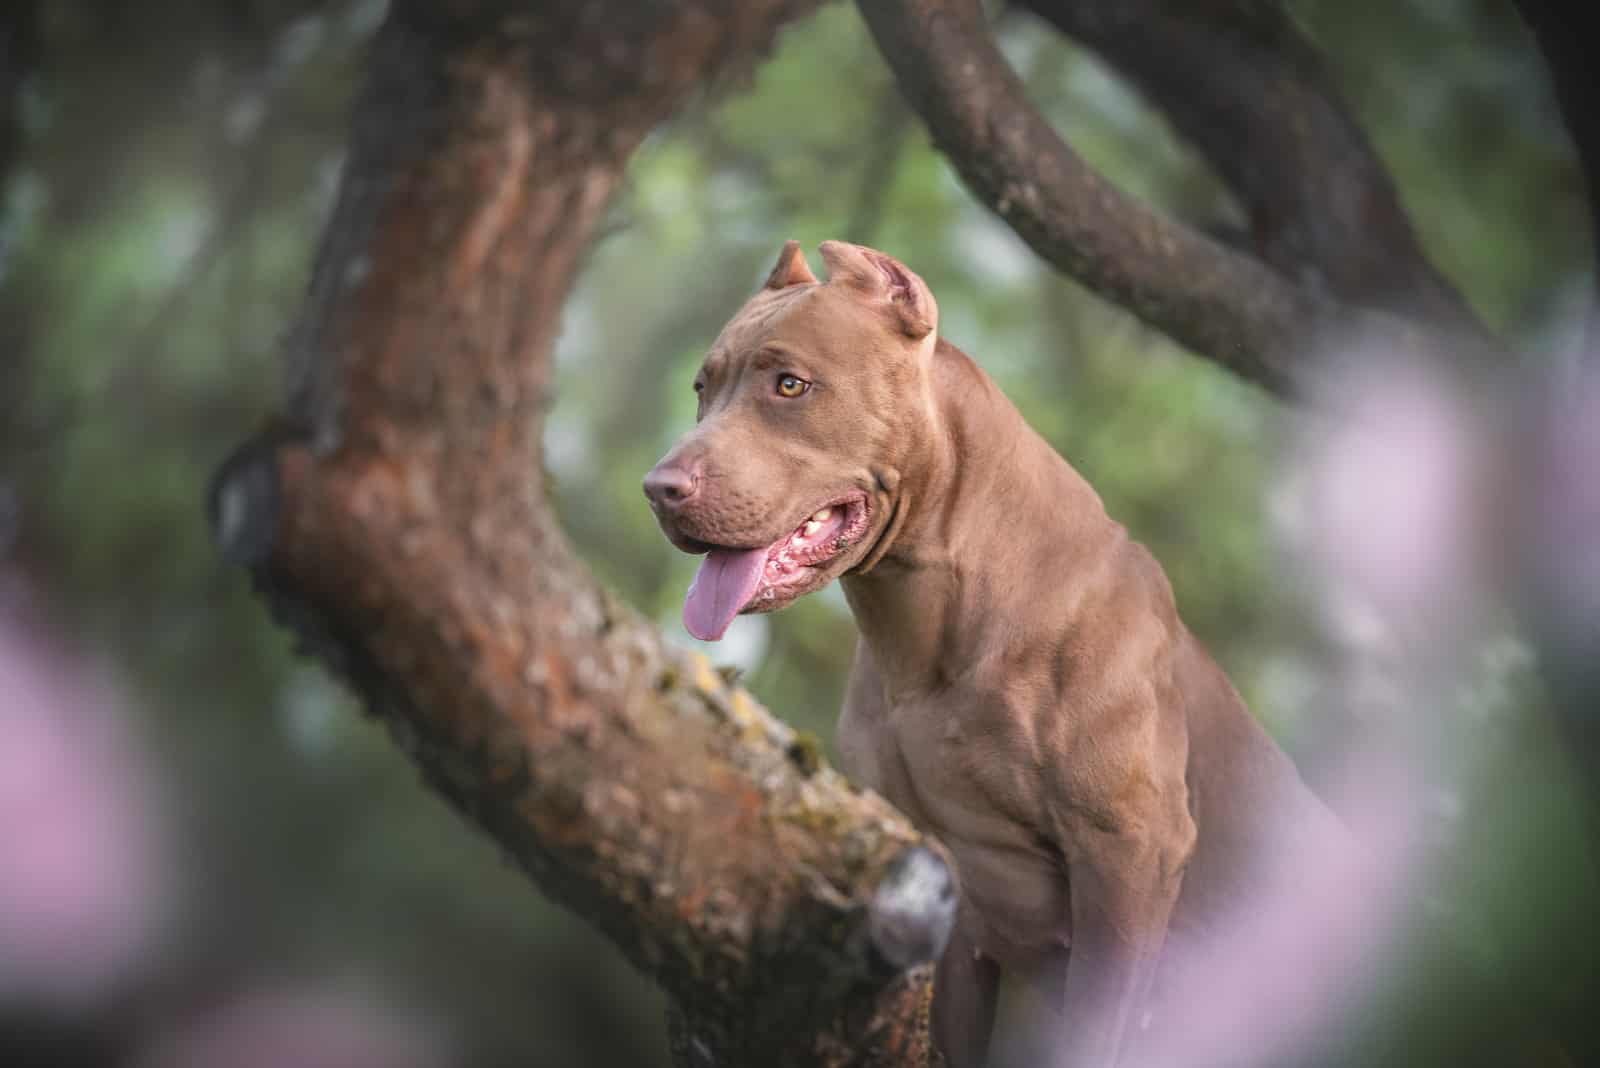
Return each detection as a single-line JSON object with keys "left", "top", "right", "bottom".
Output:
{"left": 644, "top": 461, "right": 700, "bottom": 511}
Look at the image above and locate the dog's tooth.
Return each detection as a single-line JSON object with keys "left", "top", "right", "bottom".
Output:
{"left": 803, "top": 520, "right": 820, "bottom": 537}
{"left": 812, "top": 507, "right": 832, "bottom": 522}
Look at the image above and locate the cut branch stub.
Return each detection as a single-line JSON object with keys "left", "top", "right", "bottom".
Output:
{"left": 870, "top": 845, "right": 958, "bottom": 970}
{"left": 210, "top": 3, "right": 946, "bottom": 1065}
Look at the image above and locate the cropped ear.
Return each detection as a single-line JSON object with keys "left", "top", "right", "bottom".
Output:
{"left": 817, "top": 240, "right": 938, "bottom": 340}
{"left": 764, "top": 239, "right": 819, "bottom": 289}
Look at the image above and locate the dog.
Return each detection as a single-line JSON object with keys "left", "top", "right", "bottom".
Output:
{"left": 644, "top": 240, "right": 1345, "bottom": 1066}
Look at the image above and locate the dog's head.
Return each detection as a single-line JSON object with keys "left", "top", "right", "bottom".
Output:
{"left": 643, "top": 240, "right": 940, "bottom": 640}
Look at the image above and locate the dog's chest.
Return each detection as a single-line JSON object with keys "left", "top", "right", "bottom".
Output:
{"left": 849, "top": 686, "right": 1074, "bottom": 968}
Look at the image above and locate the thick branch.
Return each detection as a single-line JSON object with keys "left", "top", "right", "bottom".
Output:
{"left": 1015, "top": 0, "right": 1480, "bottom": 332}
{"left": 858, "top": 0, "right": 1322, "bottom": 392}
{"left": 857, "top": 0, "right": 1492, "bottom": 396}
{"left": 212, "top": 5, "right": 952, "bottom": 1064}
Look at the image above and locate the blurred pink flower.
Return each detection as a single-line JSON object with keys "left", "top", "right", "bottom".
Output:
{"left": 135, "top": 980, "right": 453, "bottom": 1068}
{"left": 1518, "top": 356, "right": 1600, "bottom": 652}
{"left": 0, "top": 616, "right": 170, "bottom": 1007}
{"left": 1140, "top": 347, "right": 1503, "bottom": 1068}
{"left": 1129, "top": 749, "right": 1424, "bottom": 1068}
{"left": 1274, "top": 355, "right": 1488, "bottom": 649}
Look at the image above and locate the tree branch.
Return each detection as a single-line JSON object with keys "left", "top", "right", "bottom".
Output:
{"left": 856, "top": 0, "right": 1493, "bottom": 396}
{"left": 210, "top": 4, "right": 952, "bottom": 1064}
{"left": 1014, "top": 0, "right": 1482, "bottom": 333}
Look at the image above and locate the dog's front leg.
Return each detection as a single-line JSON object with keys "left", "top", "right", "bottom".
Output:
{"left": 932, "top": 922, "right": 1002, "bottom": 1068}
{"left": 1056, "top": 818, "right": 1193, "bottom": 1068}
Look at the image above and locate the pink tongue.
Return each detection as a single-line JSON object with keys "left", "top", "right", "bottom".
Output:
{"left": 683, "top": 547, "right": 768, "bottom": 641}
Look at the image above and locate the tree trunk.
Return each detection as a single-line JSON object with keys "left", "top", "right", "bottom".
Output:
{"left": 209, "top": 3, "right": 951, "bottom": 1064}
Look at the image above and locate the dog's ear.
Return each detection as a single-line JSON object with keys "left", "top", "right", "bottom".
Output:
{"left": 817, "top": 240, "right": 937, "bottom": 340}
{"left": 765, "top": 240, "right": 819, "bottom": 290}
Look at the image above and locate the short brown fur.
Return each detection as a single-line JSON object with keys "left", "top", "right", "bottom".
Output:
{"left": 646, "top": 242, "right": 1345, "bottom": 1066}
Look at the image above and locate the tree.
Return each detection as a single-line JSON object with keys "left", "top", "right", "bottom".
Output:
{"left": 204, "top": 0, "right": 1598, "bottom": 1063}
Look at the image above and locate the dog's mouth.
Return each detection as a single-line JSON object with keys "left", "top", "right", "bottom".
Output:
{"left": 681, "top": 493, "right": 870, "bottom": 641}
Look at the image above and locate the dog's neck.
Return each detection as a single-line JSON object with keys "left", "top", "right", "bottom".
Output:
{"left": 842, "top": 338, "right": 1111, "bottom": 699}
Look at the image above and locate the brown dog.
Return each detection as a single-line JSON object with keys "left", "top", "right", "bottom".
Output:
{"left": 645, "top": 241, "right": 1344, "bottom": 1066}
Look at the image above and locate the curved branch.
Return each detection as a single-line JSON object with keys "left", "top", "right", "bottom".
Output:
{"left": 212, "top": 5, "right": 951, "bottom": 1065}
{"left": 857, "top": 0, "right": 1491, "bottom": 396}
{"left": 1015, "top": 0, "right": 1481, "bottom": 332}
{"left": 858, "top": 0, "right": 1317, "bottom": 392}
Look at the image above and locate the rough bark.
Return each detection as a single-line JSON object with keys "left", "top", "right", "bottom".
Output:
{"left": 209, "top": 4, "right": 953, "bottom": 1064}
{"left": 856, "top": 0, "right": 1497, "bottom": 397}
{"left": 1015, "top": 0, "right": 1479, "bottom": 331}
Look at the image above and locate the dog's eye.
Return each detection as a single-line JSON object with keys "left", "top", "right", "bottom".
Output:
{"left": 692, "top": 379, "right": 704, "bottom": 394}
{"left": 776, "top": 373, "right": 810, "bottom": 398}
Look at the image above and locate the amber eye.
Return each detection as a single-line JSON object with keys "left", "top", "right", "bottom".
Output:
{"left": 776, "top": 373, "right": 810, "bottom": 398}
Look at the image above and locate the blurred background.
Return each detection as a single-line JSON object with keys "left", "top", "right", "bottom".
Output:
{"left": 2, "top": 0, "right": 1596, "bottom": 1064}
